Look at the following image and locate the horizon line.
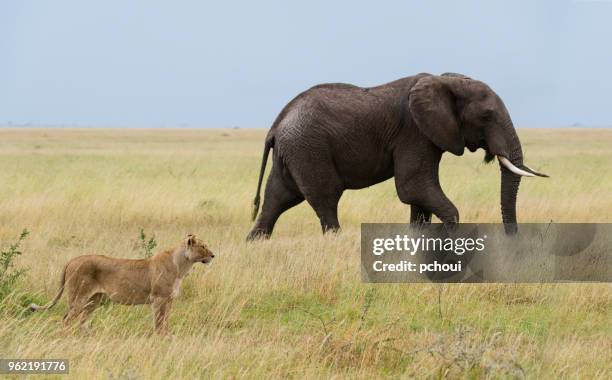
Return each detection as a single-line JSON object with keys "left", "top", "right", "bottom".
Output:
{"left": 1, "top": 124, "right": 611, "bottom": 130}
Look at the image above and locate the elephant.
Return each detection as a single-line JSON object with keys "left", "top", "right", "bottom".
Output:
{"left": 246, "top": 72, "right": 548, "bottom": 240}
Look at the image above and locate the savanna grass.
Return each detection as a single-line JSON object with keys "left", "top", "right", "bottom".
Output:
{"left": 0, "top": 128, "right": 610, "bottom": 379}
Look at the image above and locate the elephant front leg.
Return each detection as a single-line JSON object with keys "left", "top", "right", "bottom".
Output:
{"left": 427, "top": 194, "right": 459, "bottom": 224}
{"left": 410, "top": 204, "right": 432, "bottom": 224}
{"left": 396, "top": 178, "right": 459, "bottom": 225}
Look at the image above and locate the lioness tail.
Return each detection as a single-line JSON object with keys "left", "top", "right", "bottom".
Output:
{"left": 28, "top": 265, "right": 67, "bottom": 312}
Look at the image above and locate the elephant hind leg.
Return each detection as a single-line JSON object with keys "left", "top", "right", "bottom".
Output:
{"left": 280, "top": 154, "right": 343, "bottom": 233}
{"left": 297, "top": 174, "right": 343, "bottom": 234}
{"left": 307, "top": 194, "right": 341, "bottom": 233}
{"left": 247, "top": 166, "right": 304, "bottom": 240}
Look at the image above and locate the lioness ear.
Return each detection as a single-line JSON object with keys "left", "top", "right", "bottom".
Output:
{"left": 185, "top": 234, "right": 195, "bottom": 246}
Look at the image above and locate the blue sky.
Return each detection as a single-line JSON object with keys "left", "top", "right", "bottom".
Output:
{"left": 1, "top": 0, "right": 611, "bottom": 128}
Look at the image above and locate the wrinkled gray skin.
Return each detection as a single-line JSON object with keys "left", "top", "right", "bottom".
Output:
{"left": 247, "top": 73, "right": 546, "bottom": 240}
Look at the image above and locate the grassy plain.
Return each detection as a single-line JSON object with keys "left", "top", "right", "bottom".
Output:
{"left": 0, "top": 128, "right": 610, "bottom": 379}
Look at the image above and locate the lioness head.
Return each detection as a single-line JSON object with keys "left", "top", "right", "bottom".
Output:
{"left": 184, "top": 234, "right": 215, "bottom": 264}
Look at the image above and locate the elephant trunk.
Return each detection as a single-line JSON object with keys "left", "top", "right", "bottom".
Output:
{"left": 486, "top": 118, "right": 524, "bottom": 234}
{"left": 489, "top": 118, "right": 548, "bottom": 233}
{"left": 500, "top": 146, "right": 522, "bottom": 234}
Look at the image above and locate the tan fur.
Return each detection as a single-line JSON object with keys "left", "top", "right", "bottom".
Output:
{"left": 29, "top": 234, "right": 215, "bottom": 335}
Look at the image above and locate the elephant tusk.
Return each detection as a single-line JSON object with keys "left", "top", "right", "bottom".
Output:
{"left": 522, "top": 164, "right": 550, "bottom": 178}
{"left": 497, "top": 156, "right": 535, "bottom": 177}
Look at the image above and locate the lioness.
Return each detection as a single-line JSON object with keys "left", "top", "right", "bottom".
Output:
{"left": 29, "top": 234, "right": 215, "bottom": 334}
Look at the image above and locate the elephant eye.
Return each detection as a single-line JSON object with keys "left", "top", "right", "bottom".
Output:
{"left": 480, "top": 111, "right": 493, "bottom": 122}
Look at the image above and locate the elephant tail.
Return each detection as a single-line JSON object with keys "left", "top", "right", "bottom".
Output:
{"left": 251, "top": 135, "right": 274, "bottom": 221}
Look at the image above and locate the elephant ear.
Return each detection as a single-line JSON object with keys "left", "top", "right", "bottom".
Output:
{"left": 408, "top": 76, "right": 465, "bottom": 156}
{"left": 441, "top": 72, "right": 472, "bottom": 80}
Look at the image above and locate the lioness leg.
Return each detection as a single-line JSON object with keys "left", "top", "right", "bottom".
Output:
{"left": 77, "top": 293, "right": 104, "bottom": 329}
{"left": 63, "top": 280, "right": 97, "bottom": 330}
{"left": 63, "top": 295, "right": 91, "bottom": 330}
{"left": 151, "top": 297, "right": 173, "bottom": 335}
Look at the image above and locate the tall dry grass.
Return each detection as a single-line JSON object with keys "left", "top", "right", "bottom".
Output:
{"left": 0, "top": 128, "right": 610, "bottom": 379}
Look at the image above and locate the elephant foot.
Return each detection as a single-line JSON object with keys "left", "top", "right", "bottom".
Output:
{"left": 246, "top": 229, "right": 271, "bottom": 242}
{"left": 322, "top": 225, "right": 341, "bottom": 235}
